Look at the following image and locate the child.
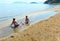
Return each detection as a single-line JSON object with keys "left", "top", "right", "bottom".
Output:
{"left": 11, "top": 18, "right": 19, "bottom": 28}
{"left": 25, "top": 16, "right": 29, "bottom": 25}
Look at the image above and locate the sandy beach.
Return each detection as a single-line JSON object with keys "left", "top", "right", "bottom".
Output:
{"left": 0, "top": 5, "right": 60, "bottom": 41}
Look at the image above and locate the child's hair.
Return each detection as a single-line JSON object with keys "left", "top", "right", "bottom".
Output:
{"left": 26, "top": 16, "right": 28, "bottom": 18}
{"left": 13, "top": 18, "right": 15, "bottom": 20}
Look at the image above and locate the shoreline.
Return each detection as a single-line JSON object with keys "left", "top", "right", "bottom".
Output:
{"left": 0, "top": 11, "right": 57, "bottom": 38}
{"left": 0, "top": 11, "right": 59, "bottom": 40}
{"left": 0, "top": 12, "right": 60, "bottom": 41}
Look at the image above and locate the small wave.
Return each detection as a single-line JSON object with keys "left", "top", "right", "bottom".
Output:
{"left": 0, "top": 16, "right": 16, "bottom": 22}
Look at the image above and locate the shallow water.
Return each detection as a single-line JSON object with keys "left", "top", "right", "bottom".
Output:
{"left": 0, "top": 3, "right": 54, "bottom": 22}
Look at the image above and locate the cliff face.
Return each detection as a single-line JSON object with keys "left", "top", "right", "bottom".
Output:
{"left": 44, "top": 0, "right": 60, "bottom": 4}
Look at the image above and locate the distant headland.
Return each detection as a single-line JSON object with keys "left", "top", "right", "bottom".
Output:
{"left": 30, "top": 2, "right": 38, "bottom": 4}
{"left": 44, "top": 0, "right": 60, "bottom": 4}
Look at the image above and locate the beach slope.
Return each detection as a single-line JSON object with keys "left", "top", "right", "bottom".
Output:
{"left": 0, "top": 12, "right": 60, "bottom": 41}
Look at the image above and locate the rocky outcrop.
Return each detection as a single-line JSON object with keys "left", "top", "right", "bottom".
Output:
{"left": 44, "top": 0, "right": 60, "bottom": 4}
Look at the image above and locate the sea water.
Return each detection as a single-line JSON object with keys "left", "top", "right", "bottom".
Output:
{"left": 0, "top": 2, "right": 54, "bottom": 22}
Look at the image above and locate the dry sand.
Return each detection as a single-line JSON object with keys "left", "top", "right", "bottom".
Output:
{"left": 0, "top": 12, "right": 60, "bottom": 41}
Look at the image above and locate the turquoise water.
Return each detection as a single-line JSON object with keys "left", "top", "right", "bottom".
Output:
{"left": 0, "top": 3, "right": 54, "bottom": 22}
